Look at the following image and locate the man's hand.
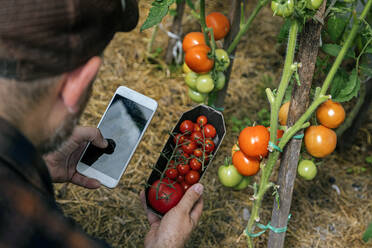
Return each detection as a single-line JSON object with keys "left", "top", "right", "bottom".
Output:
{"left": 43, "top": 126, "right": 108, "bottom": 189}
{"left": 140, "top": 183, "right": 204, "bottom": 248}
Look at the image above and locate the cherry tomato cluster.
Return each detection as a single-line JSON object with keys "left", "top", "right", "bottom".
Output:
{"left": 148, "top": 115, "right": 217, "bottom": 214}
{"left": 271, "top": 0, "right": 323, "bottom": 18}
{"left": 182, "top": 12, "right": 231, "bottom": 103}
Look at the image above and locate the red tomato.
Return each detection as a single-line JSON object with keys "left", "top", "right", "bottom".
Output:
{"left": 165, "top": 168, "right": 178, "bottom": 180}
{"left": 191, "top": 131, "right": 203, "bottom": 143}
{"left": 177, "top": 175, "right": 184, "bottom": 183}
{"left": 204, "top": 139, "right": 215, "bottom": 153}
{"left": 185, "top": 170, "right": 200, "bottom": 185}
{"left": 148, "top": 179, "right": 184, "bottom": 214}
{"left": 193, "top": 124, "right": 202, "bottom": 132}
{"left": 316, "top": 100, "right": 345, "bottom": 129}
{"left": 177, "top": 164, "right": 190, "bottom": 176}
{"left": 182, "top": 32, "right": 206, "bottom": 53}
{"left": 197, "top": 115, "right": 208, "bottom": 127}
{"left": 203, "top": 124, "right": 216, "bottom": 138}
{"left": 181, "top": 181, "right": 191, "bottom": 191}
{"left": 206, "top": 12, "right": 230, "bottom": 40}
{"left": 185, "top": 44, "right": 214, "bottom": 73}
{"left": 173, "top": 133, "right": 186, "bottom": 145}
{"left": 232, "top": 151, "right": 260, "bottom": 176}
{"left": 267, "top": 127, "right": 284, "bottom": 140}
{"left": 189, "top": 158, "right": 202, "bottom": 171}
{"left": 180, "top": 120, "right": 194, "bottom": 134}
{"left": 238, "top": 125, "right": 270, "bottom": 158}
{"left": 182, "top": 140, "right": 197, "bottom": 154}
{"left": 304, "top": 125, "right": 337, "bottom": 158}
{"left": 193, "top": 148, "right": 203, "bottom": 157}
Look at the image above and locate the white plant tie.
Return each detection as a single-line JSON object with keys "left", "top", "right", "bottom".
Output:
{"left": 159, "top": 24, "right": 183, "bottom": 64}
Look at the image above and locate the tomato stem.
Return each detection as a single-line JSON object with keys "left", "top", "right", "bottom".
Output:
{"left": 199, "top": 0, "right": 210, "bottom": 47}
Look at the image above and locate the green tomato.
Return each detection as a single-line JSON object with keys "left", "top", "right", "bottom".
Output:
{"left": 188, "top": 88, "right": 207, "bottom": 103}
{"left": 233, "top": 176, "right": 251, "bottom": 190}
{"left": 306, "top": 0, "right": 323, "bottom": 10}
{"left": 215, "top": 71, "right": 226, "bottom": 90}
{"left": 185, "top": 72, "right": 198, "bottom": 90}
{"left": 196, "top": 74, "right": 214, "bottom": 93}
{"left": 215, "top": 49, "right": 230, "bottom": 71}
{"left": 297, "top": 160, "right": 317, "bottom": 180}
{"left": 271, "top": 0, "right": 294, "bottom": 18}
{"left": 218, "top": 164, "right": 243, "bottom": 187}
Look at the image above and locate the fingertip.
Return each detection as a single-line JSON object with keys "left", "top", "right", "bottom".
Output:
{"left": 191, "top": 183, "right": 204, "bottom": 195}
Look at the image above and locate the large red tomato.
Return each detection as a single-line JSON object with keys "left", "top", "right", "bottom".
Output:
{"left": 185, "top": 45, "right": 214, "bottom": 73}
{"left": 232, "top": 151, "right": 260, "bottom": 176}
{"left": 238, "top": 125, "right": 270, "bottom": 158}
{"left": 206, "top": 12, "right": 230, "bottom": 40}
{"left": 182, "top": 32, "right": 206, "bottom": 53}
{"left": 148, "top": 179, "right": 184, "bottom": 214}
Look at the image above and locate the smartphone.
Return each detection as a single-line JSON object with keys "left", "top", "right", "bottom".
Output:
{"left": 77, "top": 86, "right": 158, "bottom": 188}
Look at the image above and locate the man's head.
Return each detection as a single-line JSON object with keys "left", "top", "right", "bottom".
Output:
{"left": 0, "top": 0, "right": 139, "bottom": 153}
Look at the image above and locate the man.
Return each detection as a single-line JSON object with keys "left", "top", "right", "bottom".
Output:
{"left": 0, "top": 0, "right": 203, "bottom": 247}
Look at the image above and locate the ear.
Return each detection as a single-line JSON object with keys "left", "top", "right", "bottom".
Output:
{"left": 61, "top": 56, "right": 102, "bottom": 113}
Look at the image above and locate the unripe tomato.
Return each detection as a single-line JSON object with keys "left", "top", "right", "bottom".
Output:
{"left": 185, "top": 72, "right": 198, "bottom": 90}
{"left": 218, "top": 164, "right": 243, "bottom": 187}
{"left": 188, "top": 88, "right": 207, "bottom": 103}
{"left": 238, "top": 125, "right": 270, "bottom": 158}
{"left": 185, "top": 45, "right": 214, "bottom": 73}
{"left": 231, "top": 143, "right": 239, "bottom": 157}
{"left": 183, "top": 62, "right": 192, "bottom": 73}
{"left": 306, "top": 0, "right": 323, "bottom": 10}
{"left": 232, "top": 151, "right": 260, "bottom": 176}
{"left": 297, "top": 160, "right": 317, "bottom": 180}
{"left": 206, "top": 12, "right": 230, "bottom": 40}
{"left": 215, "top": 49, "right": 230, "bottom": 71}
{"left": 196, "top": 74, "right": 215, "bottom": 93}
{"left": 215, "top": 72, "right": 226, "bottom": 90}
{"left": 279, "top": 102, "right": 290, "bottom": 126}
{"left": 304, "top": 125, "right": 337, "bottom": 158}
{"left": 182, "top": 32, "right": 206, "bottom": 53}
{"left": 316, "top": 100, "right": 345, "bottom": 129}
{"left": 271, "top": 0, "right": 294, "bottom": 18}
{"left": 233, "top": 176, "right": 251, "bottom": 190}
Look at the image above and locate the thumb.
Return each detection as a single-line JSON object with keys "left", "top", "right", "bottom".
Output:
{"left": 176, "top": 183, "right": 204, "bottom": 213}
{"left": 73, "top": 126, "right": 108, "bottom": 148}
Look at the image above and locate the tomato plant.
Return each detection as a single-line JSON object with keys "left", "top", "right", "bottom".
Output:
{"left": 206, "top": 12, "right": 230, "bottom": 40}
{"left": 316, "top": 100, "right": 345, "bottom": 128}
{"left": 232, "top": 151, "right": 260, "bottom": 176}
{"left": 238, "top": 125, "right": 270, "bottom": 158}
{"left": 147, "top": 179, "right": 184, "bottom": 214}
{"left": 182, "top": 32, "right": 206, "bottom": 53}
{"left": 185, "top": 45, "right": 214, "bottom": 73}
{"left": 304, "top": 125, "right": 337, "bottom": 158}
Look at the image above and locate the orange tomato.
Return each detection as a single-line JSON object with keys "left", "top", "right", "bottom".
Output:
{"left": 231, "top": 143, "right": 239, "bottom": 157}
{"left": 279, "top": 102, "right": 290, "bottom": 126}
{"left": 182, "top": 32, "right": 206, "bottom": 53}
{"left": 238, "top": 125, "right": 270, "bottom": 158}
{"left": 267, "top": 127, "right": 284, "bottom": 140}
{"left": 185, "top": 45, "right": 214, "bottom": 73}
{"left": 316, "top": 100, "right": 345, "bottom": 129}
{"left": 206, "top": 12, "right": 230, "bottom": 40}
{"left": 232, "top": 151, "right": 260, "bottom": 176}
{"left": 304, "top": 125, "right": 337, "bottom": 158}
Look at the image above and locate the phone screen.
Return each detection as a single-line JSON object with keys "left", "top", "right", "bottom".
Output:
{"left": 80, "top": 94, "right": 154, "bottom": 180}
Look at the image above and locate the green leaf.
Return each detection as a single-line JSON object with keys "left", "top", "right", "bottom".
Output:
{"left": 185, "top": 0, "right": 195, "bottom": 10}
{"left": 333, "top": 73, "right": 360, "bottom": 102}
{"left": 363, "top": 222, "right": 372, "bottom": 243}
{"left": 330, "top": 69, "right": 348, "bottom": 98}
{"left": 326, "top": 15, "right": 348, "bottom": 43}
{"left": 366, "top": 156, "right": 372, "bottom": 164}
{"left": 337, "top": 68, "right": 358, "bottom": 98}
{"left": 140, "top": 0, "right": 176, "bottom": 31}
{"left": 360, "top": 63, "right": 372, "bottom": 77}
{"left": 277, "top": 19, "right": 291, "bottom": 44}
{"left": 365, "top": 47, "right": 372, "bottom": 54}
{"left": 321, "top": 44, "right": 355, "bottom": 59}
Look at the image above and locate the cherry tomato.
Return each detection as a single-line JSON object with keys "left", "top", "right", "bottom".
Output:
{"left": 191, "top": 131, "right": 203, "bottom": 143}
{"left": 196, "top": 74, "right": 215, "bottom": 93}
{"left": 206, "top": 12, "right": 230, "bottom": 40}
{"left": 177, "top": 164, "right": 190, "bottom": 176}
{"left": 148, "top": 179, "right": 184, "bottom": 214}
{"left": 177, "top": 175, "right": 184, "bottom": 183}
{"left": 180, "top": 120, "right": 194, "bottom": 134}
{"left": 203, "top": 124, "right": 216, "bottom": 138}
{"left": 165, "top": 168, "right": 178, "bottom": 180}
{"left": 181, "top": 181, "right": 191, "bottom": 191}
{"left": 304, "top": 125, "right": 337, "bottom": 158}
{"left": 185, "top": 45, "right": 214, "bottom": 73}
{"left": 193, "top": 148, "right": 203, "bottom": 158}
{"left": 194, "top": 123, "right": 202, "bottom": 132}
{"left": 316, "top": 100, "right": 345, "bottom": 129}
{"left": 185, "top": 72, "right": 198, "bottom": 90}
{"left": 188, "top": 88, "right": 207, "bottom": 103}
{"left": 182, "top": 32, "right": 206, "bottom": 53}
{"left": 218, "top": 164, "right": 243, "bottom": 187}
{"left": 271, "top": 0, "right": 294, "bottom": 18}
{"left": 197, "top": 115, "right": 208, "bottom": 127}
{"left": 215, "top": 49, "right": 230, "bottom": 71}
{"left": 204, "top": 139, "right": 215, "bottom": 153}
{"left": 173, "top": 133, "right": 186, "bottom": 145}
{"left": 182, "top": 140, "right": 197, "bottom": 154}
{"left": 189, "top": 158, "right": 202, "bottom": 171}
{"left": 233, "top": 176, "right": 251, "bottom": 190}
{"left": 306, "top": 0, "right": 323, "bottom": 10}
{"left": 238, "top": 125, "right": 270, "bottom": 158}
{"left": 279, "top": 102, "right": 290, "bottom": 126}
{"left": 176, "top": 151, "right": 190, "bottom": 164}
{"left": 297, "top": 159, "right": 317, "bottom": 180}
{"left": 215, "top": 71, "right": 226, "bottom": 90}
{"left": 231, "top": 143, "right": 239, "bottom": 157}
{"left": 232, "top": 151, "right": 260, "bottom": 176}
{"left": 185, "top": 170, "right": 200, "bottom": 185}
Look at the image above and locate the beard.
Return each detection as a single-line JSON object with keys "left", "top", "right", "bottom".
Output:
{"left": 37, "top": 84, "right": 92, "bottom": 154}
